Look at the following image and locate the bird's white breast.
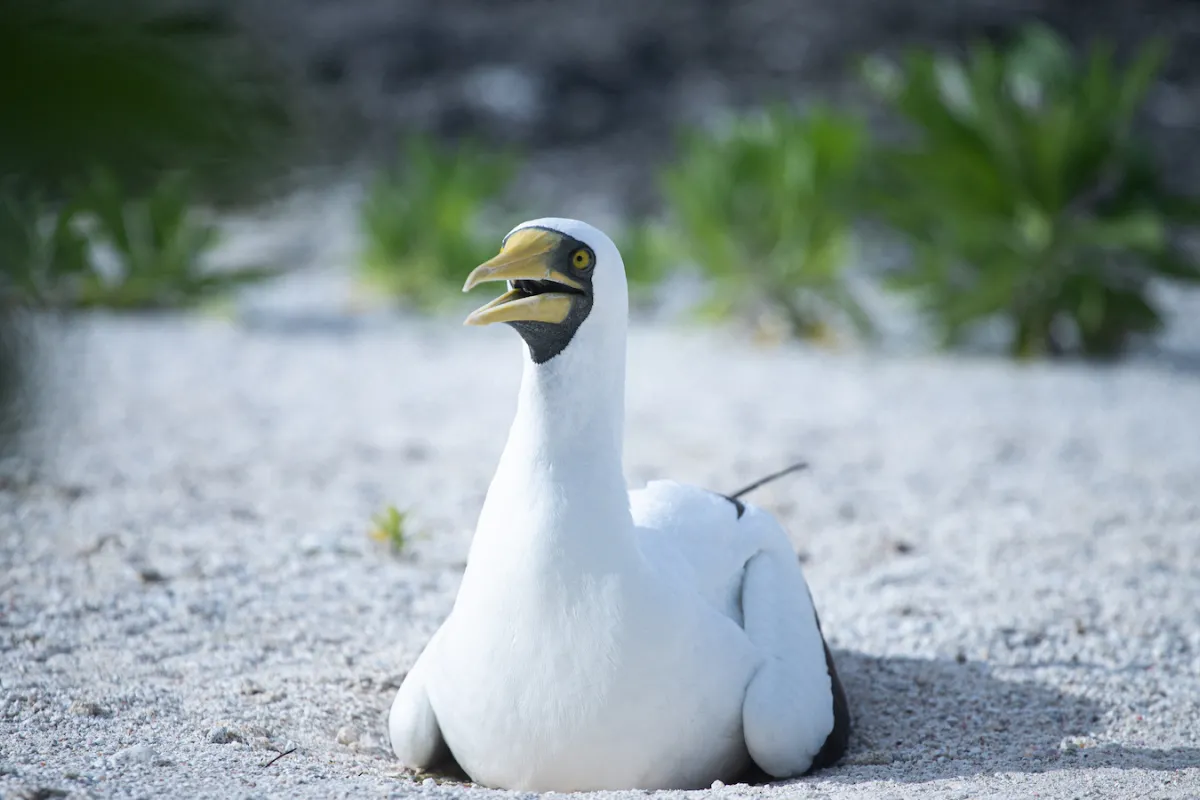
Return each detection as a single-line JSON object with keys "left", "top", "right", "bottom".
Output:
{"left": 426, "top": 546, "right": 760, "bottom": 791}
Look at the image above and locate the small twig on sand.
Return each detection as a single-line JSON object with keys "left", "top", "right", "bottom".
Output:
{"left": 261, "top": 747, "right": 297, "bottom": 768}
{"left": 77, "top": 533, "right": 118, "bottom": 558}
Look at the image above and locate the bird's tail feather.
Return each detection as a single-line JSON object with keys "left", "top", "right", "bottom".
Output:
{"left": 727, "top": 461, "right": 809, "bottom": 500}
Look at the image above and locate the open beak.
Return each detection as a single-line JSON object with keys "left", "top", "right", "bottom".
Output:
{"left": 463, "top": 229, "right": 583, "bottom": 326}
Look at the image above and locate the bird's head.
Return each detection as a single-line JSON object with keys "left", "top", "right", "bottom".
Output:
{"left": 462, "top": 218, "right": 627, "bottom": 364}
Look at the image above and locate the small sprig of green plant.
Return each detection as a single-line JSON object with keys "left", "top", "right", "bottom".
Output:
{"left": 1, "top": 169, "right": 276, "bottom": 310}
{"left": 864, "top": 25, "right": 1200, "bottom": 358}
{"left": 359, "top": 136, "right": 518, "bottom": 310}
{"left": 661, "top": 105, "right": 873, "bottom": 341}
{"left": 369, "top": 504, "right": 410, "bottom": 554}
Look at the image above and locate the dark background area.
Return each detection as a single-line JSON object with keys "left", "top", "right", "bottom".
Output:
{"left": 230, "top": 0, "right": 1200, "bottom": 204}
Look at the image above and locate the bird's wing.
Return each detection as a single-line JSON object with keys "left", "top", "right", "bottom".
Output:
{"left": 630, "top": 479, "right": 765, "bottom": 623}
{"left": 389, "top": 624, "right": 452, "bottom": 771}
{"left": 738, "top": 545, "right": 848, "bottom": 776}
{"left": 629, "top": 479, "right": 851, "bottom": 777}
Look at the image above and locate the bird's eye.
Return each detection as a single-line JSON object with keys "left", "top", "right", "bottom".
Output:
{"left": 571, "top": 248, "right": 594, "bottom": 271}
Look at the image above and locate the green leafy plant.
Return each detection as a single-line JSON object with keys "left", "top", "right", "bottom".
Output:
{"left": 661, "top": 105, "right": 873, "bottom": 340}
{"left": 864, "top": 25, "right": 1200, "bottom": 358}
{"left": 614, "top": 222, "right": 675, "bottom": 304}
{"left": 359, "top": 136, "right": 518, "bottom": 310}
{"left": 1, "top": 169, "right": 275, "bottom": 310}
{"left": 0, "top": 189, "right": 90, "bottom": 307}
{"left": 69, "top": 168, "right": 275, "bottom": 309}
{"left": 369, "top": 505, "right": 410, "bottom": 553}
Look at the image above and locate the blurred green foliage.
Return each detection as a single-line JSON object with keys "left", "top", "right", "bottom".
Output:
{"left": 1, "top": 170, "right": 275, "bottom": 310}
{"left": 0, "top": 0, "right": 293, "bottom": 204}
{"left": 0, "top": 0, "right": 294, "bottom": 309}
{"left": 0, "top": 0, "right": 295, "bottom": 454}
{"left": 661, "top": 105, "right": 873, "bottom": 340}
{"left": 74, "top": 169, "right": 276, "bottom": 309}
{"left": 0, "top": 188, "right": 89, "bottom": 308}
{"left": 614, "top": 222, "right": 675, "bottom": 303}
{"left": 864, "top": 25, "right": 1200, "bottom": 358}
{"left": 359, "top": 136, "right": 518, "bottom": 310}
{"left": 0, "top": 0, "right": 1191, "bottom": 366}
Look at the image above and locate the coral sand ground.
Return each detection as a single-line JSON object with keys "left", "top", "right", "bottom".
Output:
{"left": 2, "top": 260, "right": 1199, "bottom": 799}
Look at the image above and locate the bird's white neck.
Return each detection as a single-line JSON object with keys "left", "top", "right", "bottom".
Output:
{"left": 472, "top": 325, "right": 633, "bottom": 567}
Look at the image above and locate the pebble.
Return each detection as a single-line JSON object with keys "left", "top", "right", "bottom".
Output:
{"left": 136, "top": 565, "right": 167, "bottom": 583}
{"left": 12, "top": 789, "right": 68, "bottom": 800}
{"left": 336, "top": 725, "right": 359, "bottom": 746}
{"left": 208, "top": 726, "right": 243, "bottom": 744}
{"left": 67, "top": 700, "right": 108, "bottom": 717}
{"left": 109, "top": 744, "right": 163, "bottom": 767}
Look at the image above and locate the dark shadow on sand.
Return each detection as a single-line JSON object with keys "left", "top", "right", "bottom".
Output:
{"left": 808, "top": 650, "right": 1200, "bottom": 784}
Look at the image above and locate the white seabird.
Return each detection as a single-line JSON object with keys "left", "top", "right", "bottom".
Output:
{"left": 388, "top": 218, "right": 850, "bottom": 791}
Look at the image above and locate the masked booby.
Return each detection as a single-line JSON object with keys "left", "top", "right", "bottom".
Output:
{"left": 388, "top": 218, "right": 850, "bottom": 791}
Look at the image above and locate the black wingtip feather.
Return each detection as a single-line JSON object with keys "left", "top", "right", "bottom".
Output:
{"left": 719, "top": 493, "right": 747, "bottom": 518}
{"left": 808, "top": 630, "right": 852, "bottom": 771}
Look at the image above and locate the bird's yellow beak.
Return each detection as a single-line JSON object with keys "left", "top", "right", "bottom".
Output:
{"left": 463, "top": 229, "right": 583, "bottom": 326}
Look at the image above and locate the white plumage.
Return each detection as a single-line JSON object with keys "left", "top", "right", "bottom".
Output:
{"left": 388, "top": 218, "right": 848, "bottom": 791}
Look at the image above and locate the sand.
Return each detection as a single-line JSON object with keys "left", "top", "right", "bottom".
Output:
{"left": 2, "top": 271, "right": 1199, "bottom": 799}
